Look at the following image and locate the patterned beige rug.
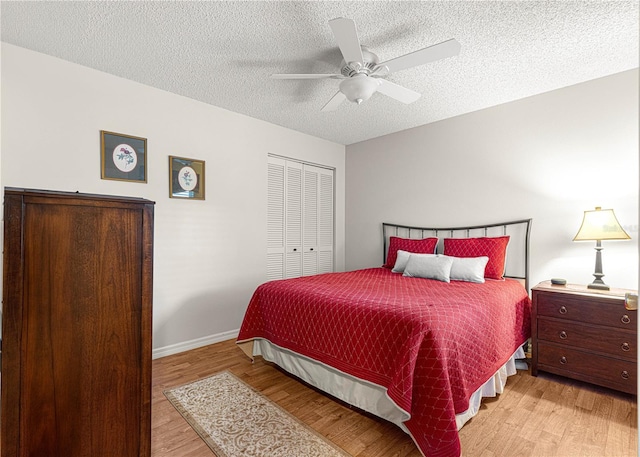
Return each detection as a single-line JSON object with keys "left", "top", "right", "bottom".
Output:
{"left": 164, "top": 371, "right": 350, "bottom": 457}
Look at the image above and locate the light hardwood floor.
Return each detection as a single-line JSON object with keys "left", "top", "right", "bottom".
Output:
{"left": 152, "top": 339, "right": 637, "bottom": 457}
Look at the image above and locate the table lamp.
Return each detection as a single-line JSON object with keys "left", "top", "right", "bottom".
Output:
{"left": 573, "top": 207, "right": 630, "bottom": 290}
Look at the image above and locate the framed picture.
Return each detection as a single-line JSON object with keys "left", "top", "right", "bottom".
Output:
{"left": 101, "top": 130, "right": 147, "bottom": 182}
{"left": 169, "top": 156, "right": 205, "bottom": 200}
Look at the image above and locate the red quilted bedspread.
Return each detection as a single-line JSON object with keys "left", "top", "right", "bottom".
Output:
{"left": 237, "top": 268, "right": 531, "bottom": 457}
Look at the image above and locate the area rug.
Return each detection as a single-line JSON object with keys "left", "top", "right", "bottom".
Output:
{"left": 164, "top": 371, "right": 350, "bottom": 457}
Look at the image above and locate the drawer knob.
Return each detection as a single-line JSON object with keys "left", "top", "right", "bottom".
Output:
{"left": 559, "top": 306, "right": 568, "bottom": 315}
{"left": 621, "top": 314, "right": 631, "bottom": 324}
{"left": 560, "top": 356, "right": 567, "bottom": 364}
{"left": 621, "top": 370, "right": 630, "bottom": 380}
{"left": 621, "top": 342, "right": 631, "bottom": 352}
{"left": 559, "top": 331, "right": 568, "bottom": 339}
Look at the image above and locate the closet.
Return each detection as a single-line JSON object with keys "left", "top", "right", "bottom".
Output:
{"left": 1, "top": 188, "right": 154, "bottom": 457}
{"left": 267, "top": 156, "right": 334, "bottom": 280}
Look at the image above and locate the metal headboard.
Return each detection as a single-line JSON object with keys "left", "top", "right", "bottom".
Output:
{"left": 382, "top": 219, "right": 532, "bottom": 291}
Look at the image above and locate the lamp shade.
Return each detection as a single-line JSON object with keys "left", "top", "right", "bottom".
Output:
{"left": 573, "top": 207, "right": 631, "bottom": 241}
{"left": 339, "top": 74, "right": 380, "bottom": 104}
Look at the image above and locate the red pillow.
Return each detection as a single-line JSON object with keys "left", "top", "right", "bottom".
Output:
{"left": 443, "top": 236, "right": 510, "bottom": 279}
{"left": 384, "top": 237, "right": 438, "bottom": 269}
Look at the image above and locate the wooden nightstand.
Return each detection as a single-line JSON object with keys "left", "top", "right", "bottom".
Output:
{"left": 531, "top": 281, "right": 637, "bottom": 395}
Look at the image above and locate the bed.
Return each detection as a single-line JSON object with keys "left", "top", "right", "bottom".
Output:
{"left": 237, "top": 219, "right": 532, "bottom": 457}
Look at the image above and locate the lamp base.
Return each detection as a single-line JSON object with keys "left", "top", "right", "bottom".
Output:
{"left": 588, "top": 243, "right": 610, "bottom": 291}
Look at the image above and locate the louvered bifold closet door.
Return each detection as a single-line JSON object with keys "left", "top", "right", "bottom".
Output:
{"left": 267, "top": 156, "right": 334, "bottom": 280}
{"left": 317, "top": 166, "right": 334, "bottom": 274}
{"left": 285, "top": 161, "right": 303, "bottom": 278}
{"left": 302, "top": 164, "right": 334, "bottom": 276}
{"left": 303, "top": 165, "right": 319, "bottom": 276}
{"left": 267, "top": 157, "right": 286, "bottom": 280}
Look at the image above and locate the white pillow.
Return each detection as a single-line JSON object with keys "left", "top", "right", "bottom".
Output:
{"left": 448, "top": 256, "right": 489, "bottom": 283}
{"left": 403, "top": 254, "right": 454, "bottom": 282}
{"left": 392, "top": 251, "right": 435, "bottom": 273}
{"left": 391, "top": 250, "right": 411, "bottom": 273}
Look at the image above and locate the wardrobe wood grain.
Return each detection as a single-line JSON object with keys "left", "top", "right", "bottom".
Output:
{"left": 1, "top": 188, "right": 154, "bottom": 457}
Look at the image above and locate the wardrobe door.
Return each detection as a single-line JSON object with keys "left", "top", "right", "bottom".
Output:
{"left": 2, "top": 189, "right": 153, "bottom": 457}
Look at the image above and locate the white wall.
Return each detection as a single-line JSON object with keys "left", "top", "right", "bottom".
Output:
{"left": 1, "top": 43, "right": 346, "bottom": 355}
{"left": 346, "top": 69, "right": 639, "bottom": 291}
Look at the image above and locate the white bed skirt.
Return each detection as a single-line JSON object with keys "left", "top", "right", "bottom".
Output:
{"left": 247, "top": 339, "right": 525, "bottom": 433}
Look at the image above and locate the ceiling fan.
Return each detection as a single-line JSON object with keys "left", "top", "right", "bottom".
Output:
{"left": 272, "top": 17, "right": 461, "bottom": 111}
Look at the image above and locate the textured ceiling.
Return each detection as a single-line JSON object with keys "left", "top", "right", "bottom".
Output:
{"left": 2, "top": 1, "right": 638, "bottom": 145}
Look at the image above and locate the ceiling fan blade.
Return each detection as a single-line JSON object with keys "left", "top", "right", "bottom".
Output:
{"left": 379, "top": 38, "right": 461, "bottom": 73}
{"left": 329, "top": 17, "right": 364, "bottom": 66}
{"left": 321, "top": 91, "right": 347, "bottom": 112}
{"left": 376, "top": 79, "right": 421, "bottom": 104}
{"left": 271, "top": 73, "right": 343, "bottom": 79}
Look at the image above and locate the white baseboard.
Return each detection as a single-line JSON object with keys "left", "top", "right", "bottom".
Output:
{"left": 152, "top": 329, "right": 239, "bottom": 360}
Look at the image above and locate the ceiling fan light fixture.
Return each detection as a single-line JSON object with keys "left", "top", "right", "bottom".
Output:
{"left": 339, "top": 74, "right": 380, "bottom": 105}
{"left": 272, "top": 18, "right": 460, "bottom": 111}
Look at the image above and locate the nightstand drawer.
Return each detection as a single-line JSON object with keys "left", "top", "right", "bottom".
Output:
{"left": 537, "top": 317, "right": 636, "bottom": 360}
{"left": 536, "top": 291, "right": 636, "bottom": 329}
{"left": 538, "top": 342, "right": 637, "bottom": 393}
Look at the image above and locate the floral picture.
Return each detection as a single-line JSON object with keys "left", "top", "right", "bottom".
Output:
{"left": 169, "top": 156, "right": 205, "bottom": 200}
{"left": 101, "top": 131, "right": 147, "bottom": 182}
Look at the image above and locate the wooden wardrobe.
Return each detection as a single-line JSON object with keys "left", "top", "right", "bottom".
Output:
{"left": 2, "top": 188, "right": 154, "bottom": 457}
